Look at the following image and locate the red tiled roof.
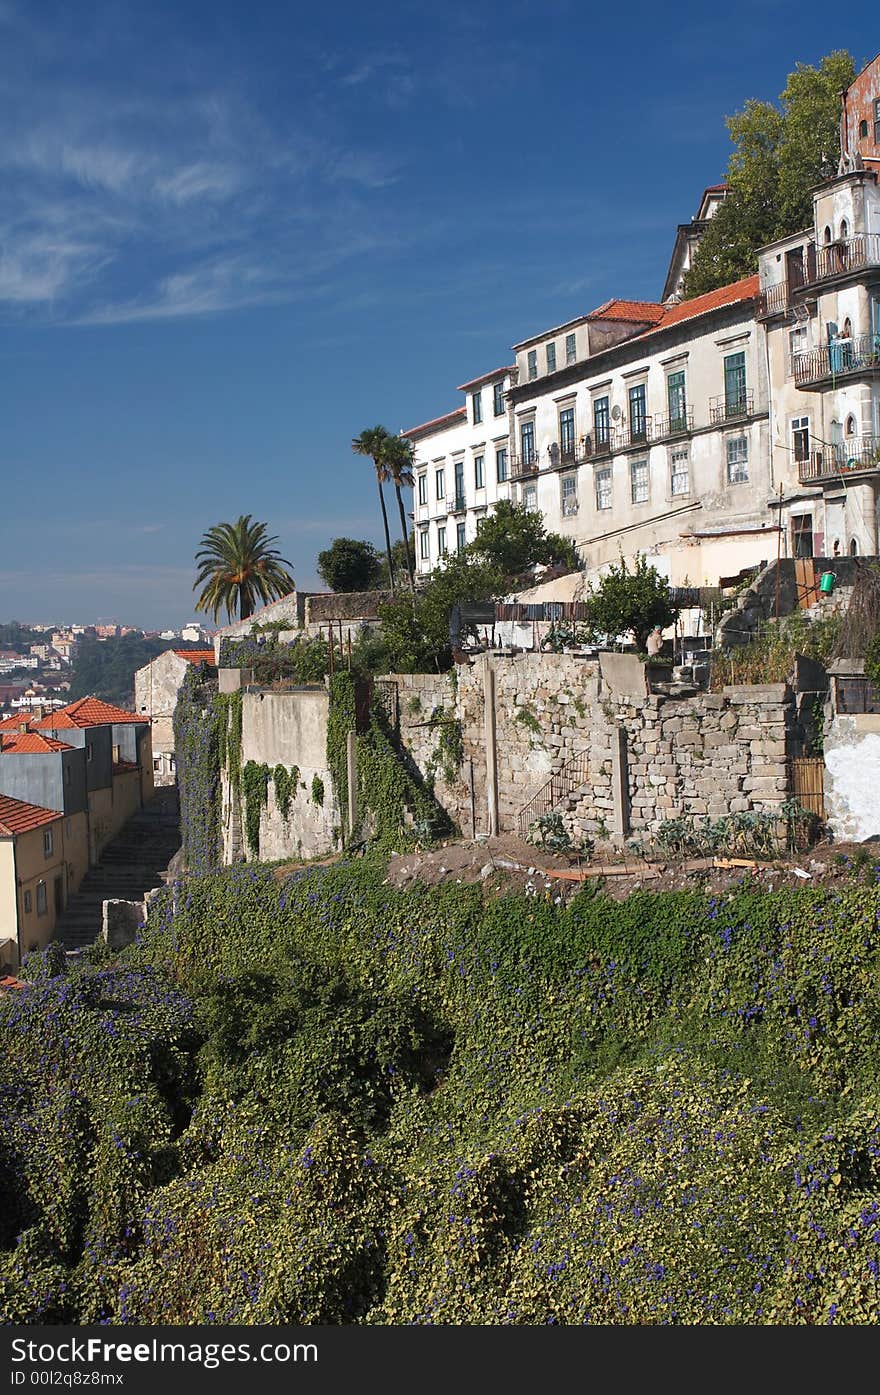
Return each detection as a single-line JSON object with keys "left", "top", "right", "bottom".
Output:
{"left": 647, "top": 275, "right": 759, "bottom": 334}
{"left": 0, "top": 714, "right": 35, "bottom": 732}
{"left": 34, "top": 696, "right": 149, "bottom": 729}
{"left": 1, "top": 732, "right": 74, "bottom": 753}
{"left": 456, "top": 366, "right": 515, "bottom": 391}
{"left": 402, "top": 407, "right": 467, "bottom": 439}
{"left": 587, "top": 299, "right": 667, "bottom": 324}
{"left": 172, "top": 649, "right": 216, "bottom": 666}
{"left": 0, "top": 794, "right": 63, "bottom": 837}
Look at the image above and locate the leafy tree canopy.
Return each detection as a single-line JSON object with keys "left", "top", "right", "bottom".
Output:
{"left": 468, "top": 500, "right": 579, "bottom": 577}
{"left": 683, "top": 50, "right": 855, "bottom": 298}
{"left": 193, "top": 515, "right": 295, "bottom": 623}
{"left": 70, "top": 634, "right": 191, "bottom": 707}
{"left": 316, "top": 538, "right": 384, "bottom": 593}
{"left": 585, "top": 554, "right": 679, "bottom": 654}
{"left": 377, "top": 552, "right": 504, "bottom": 673}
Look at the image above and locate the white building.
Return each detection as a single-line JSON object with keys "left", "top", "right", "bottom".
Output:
{"left": 405, "top": 367, "right": 517, "bottom": 576}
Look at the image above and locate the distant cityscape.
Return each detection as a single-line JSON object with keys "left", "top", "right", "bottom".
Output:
{"left": 0, "top": 618, "right": 213, "bottom": 720}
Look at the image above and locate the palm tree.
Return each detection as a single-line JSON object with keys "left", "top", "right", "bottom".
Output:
{"left": 384, "top": 433, "right": 417, "bottom": 593}
{"left": 193, "top": 515, "right": 295, "bottom": 622}
{"left": 352, "top": 425, "right": 396, "bottom": 594}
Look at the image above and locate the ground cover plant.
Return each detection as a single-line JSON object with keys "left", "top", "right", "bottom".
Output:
{"left": 1, "top": 862, "right": 879, "bottom": 1325}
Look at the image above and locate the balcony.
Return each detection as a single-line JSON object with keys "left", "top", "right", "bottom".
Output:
{"left": 806, "top": 234, "right": 880, "bottom": 286}
{"left": 756, "top": 281, "right": 790, "bottom": 319}
{"left": 582, "top": 432, "right": 612, "bottom": 460}
{"left": 447, "top": 495, "right": 467, "bottom": 515}
{"left": 546, "top": 440, "right": 586, "bottom": 470}
{"left": 509, "top": 453, "right": 538, "bottom": 480}
{"left": 792, "top": 334, "right": 880, "bottom": 389}
{"left": 709, "top": 391, "right": 754, "bottom": 424}
{"left": 653, "top": 407, "right": 694, "bottom": 440}
{"left": 798, "top": 437, "right": 880, "bottom": 484}
{"left": 617, "top": 420, "right": 653, "bottom": 451}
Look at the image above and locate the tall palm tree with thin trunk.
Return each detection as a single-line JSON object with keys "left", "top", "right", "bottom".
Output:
{"left": 352, "top": 425, "right": 396, "bottom": 594}
{"left": 385, "top": 434, "right": 417, "bottom": 594}
{"left": 193, "top": 515, "right": 295, "bottom": 622}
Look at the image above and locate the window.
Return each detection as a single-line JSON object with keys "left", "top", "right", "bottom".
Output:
{"left": 493, "top": 381, "right": 505, "bottom": 416}
{"left": 723, "top": 351, "right": 747, "bottom": 415}
{"left": 474, "top": 454, "right": 484, "bottom": 489}
{"left": 471, "top": 390, "right": 482, "bottom": 424}
{"left": 559, "top": 407, "right": 576, "bottom": 460}
{"left": 726, "top": 435, "right": 749, "bottom": 483}
{"left": 628, "top": 383, "right": 647, "bottom": 441}
{"left": 520, "top": 420, "right": 535, "bottom": 464}
{"left": 670, "top": 447, "right": 689, "bottom": 496}
{"left": 435, "top": 468, "right": 445, "bottom": 501}
{"left": 86, "top": 743, "right": 93, "bottom": 763}
{"left": 845, "top": 414, "right": 857, "bottom": 438}
{"left": 667, "top": 370, "right": 687, "bottom": 431}
{"left": 596, "top": 467, "right": 612, "bottom": 510}
{"left": 630, "top": 457, "right": 649, "bottom": 504}
{"left": 860, "top": 119, "right": 868, "bottom": 139}
{"left": 875, "top": 98, "right": 880, "bottom": 144}
{"left": 43, "top": 828, "right": 53, "bottom": 858}
{"left": 419, "top": 530, "right": 430, "bottom": 561}
{"left": 561, "top": 472, "right": 578, "bottom": 517}
{"left": 789, "top": 324, "right": 808, "bottom": 367}
{"left": 454, "top": 459, "right": 465, "bottom": 506}
{"left": 527, "top": 349, "right": 537, "bottom": 380}
{"left": 36, "top": 882, "right": 47, "bottom": 917}
{"left": 437, "top": 526, "right": 447, "bottom": 557}
{"left": 565, "top": 332, "right": 576, "bottom": 365}
{"left": 594, "top": 395, "right": 610, "bottom": 446}
{"left": 496, "top": 446, "right": 508, "bottom": 482}
{"left": 64, "top": 765, "right": 71, "bottom": 786}
{"left": 418, "top": 474, "right": 427, "bottom": 505}
{"left": 522, "top": 483, "right": 537, "bottom": 513}
{"left": 791, "top": 416, "right": 810, "bottom": 464}
{"left": 456, "top": 522, "right": 467, "bottom": 550}
{"left": 546, "top": 342, "right": 556, "bottom": 373}
{"left": 23, "top": 890, "right": 32, "bottom": 914}
{"left": 791, "top": 513, "right": 813, "bottom": 560}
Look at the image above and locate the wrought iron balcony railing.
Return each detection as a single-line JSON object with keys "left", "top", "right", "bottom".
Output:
{"left": 653, "top": 407, "right": 694, "bottom": 440}
{"left": 809, "top": 233, "right": 880, "bottom": 285}
{"left": 546, "top": 440, "right": 586, "bottom": 469}
{"left": 582, "top": 432, "right": 612, "bottom": 459}
{"left": 509, "top": 453, "right": 538, "bottom": 480}
{"left": 792, "top": 334, "right": 880, "bottom": 388}
{"left": 798, "top": 437, "right": 880, "bottom": 483}
{"left": 756, "top": 281, "right": 790, "bottom": 319}
{"left": 447, "top": 495, "right": 467, "bottom": 515}
{"left": 709, "top": 391, "right": 754, "bottom": 424}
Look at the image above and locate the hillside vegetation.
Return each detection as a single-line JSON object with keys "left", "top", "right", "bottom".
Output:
{"left": 2, "top": 861, "right": 879, "bottom": 1324}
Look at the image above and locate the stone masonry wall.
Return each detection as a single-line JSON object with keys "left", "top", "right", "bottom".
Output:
{"left": 391, "top": 656, "right": 794, "bottom": 840}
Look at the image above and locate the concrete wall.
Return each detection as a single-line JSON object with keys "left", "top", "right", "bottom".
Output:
{"left": 824, "top": 713, "right": 880, "bottom": 840}
{"left": 10, "top": 818, "right": 67, "bottom": 956}
{"left": 0, "top": 840, "right": 16, "bottom": 954}
{"left": 0, "top": 749, "right": 88, "bottom": 816}
{"left": 112, "top": 769, "right": 142, "bottom": 831}
{"left": 221, "top": 687, "right": 339, "bottom": 862}
{"left": 88, "top": 786, "right": 115, "bottom": 861}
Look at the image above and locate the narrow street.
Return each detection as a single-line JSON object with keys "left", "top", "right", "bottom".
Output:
{"left": 55, "top": 787, "right": 180, "bottom": 950}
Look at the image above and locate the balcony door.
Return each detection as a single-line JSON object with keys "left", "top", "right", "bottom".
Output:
{"left": 724, "top": 352, "right": 746, "bottom": 414}
{"left": 667, "top": 371, "right": 686, "bottom": 430}
{"left": 454, "top": 460, "right": 464, "bottom": 506}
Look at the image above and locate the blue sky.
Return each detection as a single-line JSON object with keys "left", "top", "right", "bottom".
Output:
{"left": 0, "top": 1, "right": 871, "bottom": 628}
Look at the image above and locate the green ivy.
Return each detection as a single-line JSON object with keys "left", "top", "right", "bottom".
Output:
{"left": 311, "top": 775, "right": 325, "bottom": 808}
{"left": 273, "top": 765, "right": 299, "bottom": 821}
{"left": 242, "top": 761, "right": 270, "bottom": 854}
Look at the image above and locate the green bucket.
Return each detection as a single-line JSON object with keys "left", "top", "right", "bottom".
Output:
{"left": 819, "top": 571, "right": 836, "bottom": 594}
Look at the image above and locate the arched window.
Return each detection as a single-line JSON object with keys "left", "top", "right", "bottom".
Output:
{"left": 840, "top": 218, "right": 849, "bottom": 240}
{"left": 845, "top": 414, "right": 857, "bottom": 437}
{"left": 823, "top": 225, "right": 832, "bottom": 244}
{"left": 861, "top": 119, "right": 870, "bottom": 139}
{"left": 850, "top": 538, "right": 859, "bottom": 555}
{"left": 843, "top": 317, "right": 853, "bottom": 338}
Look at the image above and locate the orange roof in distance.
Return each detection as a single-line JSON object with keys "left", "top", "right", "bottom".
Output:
{"left": 34, "top": 696, "right": 149, "bottom": 729}
{"left": 0, "top": 794, "right": 63, "bottom": 836}
{"left": 172, "top": 649, "right": 216, "bottom": 665}
{"left": 1, "top": 733, "right": 74, "bottom": 753}
{"left": 0, "top": 714, "right": 36, "bottom": 732}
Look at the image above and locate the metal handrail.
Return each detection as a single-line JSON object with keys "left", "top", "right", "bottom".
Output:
{"left": 517, "top": 750, "right": 591, "bottom": 837}
{"left": 792, "top": 335, "right": 880, "bottom": 387}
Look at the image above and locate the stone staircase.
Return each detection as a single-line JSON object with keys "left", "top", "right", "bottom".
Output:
{"left": 55, "top": 787, "right": 181, "bottom": 950}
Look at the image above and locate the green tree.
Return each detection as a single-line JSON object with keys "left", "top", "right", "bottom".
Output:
{"left": 316, "top": 538, "right": 384, "bottom": 593}
{"left": 467, "top": 500, "right": 579, "bottom": 577}
{"left": 384, "top": 435, "right": 417, "bottom": 594}
{"left": 193, "top": 515, "right": 295, "bottom": 623}
{"left": 683, "top": 50, "right": 855, "bottom": 298}
{"left": 585, "top": 555, "right": 679, "bottom": 654}
{"left": 352, "top": 427, "right": 397, "bottom": 594}
{"left": 377, "top": 551, "right": 503, "bottom": 672}
{"left": 378, "top": 535, "right": 415, "bottom": 590}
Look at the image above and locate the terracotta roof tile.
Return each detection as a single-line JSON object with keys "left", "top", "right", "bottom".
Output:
{"left": 456, "top": 366, "right": 515, "bottom": 391}
{"left": 172, "top": 649, "right": 216, "bottom": 665}
{"left": 34, "top": 696, "right": 149, "bottom": 729}
{"left": 1, "top": 732, "right": 74, "bottom": 753}
{"left": 402, "top": 407, "right": 467, "bottom": 439}
{"left": 586, "top": 299, "right": 667, "bottom": 324}
{"left": 0, "top": 714, "right": 35, "bottom": 732}
{"left": 0, "top": 794, "right": 63, "bottom": 836}
{"left": 647, "top": 275, "right": 759, "bottom": 334}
